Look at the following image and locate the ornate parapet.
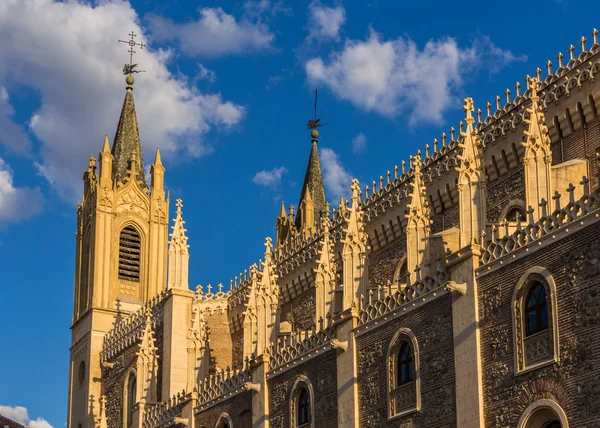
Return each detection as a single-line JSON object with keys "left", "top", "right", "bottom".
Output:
{"left": 195, "top": 361, "right": 254, "bottom": 411}
{"left": 101, "top": 291, "right": 167, "bottom": 361}
{"left": 142, "top": 390, "right": 189, "bottom": 428}
{"left": 480, "top": 177, "right": 600, "bottom": 270}
{"left": 357, "top": 268, "right": 449, "bottom": 327}
{"left": 266, "top": 320, "right": 336, "bottom": 377}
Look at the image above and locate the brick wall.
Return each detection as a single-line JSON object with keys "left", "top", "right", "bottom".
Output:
{"left": 205, "top": 310, "right": 233, "bottom": 370}
{"left": 478, "top": 221, "right": 600, "bottom": 427}
{"left": 356, "top": 293, "right": 456, "bottom": 427}
{"left": 194, "top": 391, "right": 252, "bottom": 428}
{"left": 368, "top": 238, "right": 405, "bottom": 290}
{"left": 280, "top": 288, "right": 316, "bottom": 331}
{"left": 268, "top": 349, "right": 338, "bottom": 428}
{"left": 102, "top": 345, "right": 138, "bottom": 428}
{"left": 486, "top": 167, "right": 525, "bottom": 222}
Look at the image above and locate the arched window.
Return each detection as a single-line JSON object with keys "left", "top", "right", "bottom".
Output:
{"left": 387, "top": 329, "right": 420, "bottom": 419}
{"left": 289, "top": 377, "right": 313, "bottom": 428}
{"left": 119, "top": 226, "right": 141, "bottom": 282}
{"left": 396, "top": 342, "right": 414, "bottom": 386}
{"left": 506, "top": 205, "right": 527, "bottom": 222}
{"left": 215, "top": 414, "right": 233, "bottom": 428}
{"left": 297, "top": 387, "right": 311, "bottom": 426}
{"left": 517, "top": 398, "right": 569, "bottom": 428}
{"left": 125, "top": 371, "right": 136, "bottom": 428}
{"left": 525, "top": 282, "right": 548, "bottom": 336}
{"left": 512, "top": 268, "right": 559, "bottom": 373}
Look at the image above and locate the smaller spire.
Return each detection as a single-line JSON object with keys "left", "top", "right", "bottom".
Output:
{"left": 167, "top": 198, "right": 190, "bottom": 290}
{"left": 102, "top": 134, "right": 110, "bottom": 153}
{"left": 279, "top": 200, "right": 287, "bottom": 218}
{"left": 153, "top": 146, "right": 163, "bottom": 166}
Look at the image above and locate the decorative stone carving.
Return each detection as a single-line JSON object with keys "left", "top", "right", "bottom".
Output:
{"left": 483, "top": 286, "right": 502, "bottom": 320}
{"left": 270, "top": 414, "right": 285, "bottom": 428}
{"left": 554, "top": 337, "right": 593, "bottom": 379}
{"left": 365, "top": 411, "right": 383, "bottom": 428}
{"left": 362, "top": 374, "right": 381, "bottom": 409}
{"left": 271, "top": 383, "right": 287, "bottom": 408}
{"left": 358, "top": 342, "right": 383, "bottom": 375}
{"left": 489, "top": 324, "right": 510, "bottom": 360}
{"left": 524, "top": 331, "right": 551, "bottom": 366}
{"left": 572, "top": 288, "right": 600, "bottom": 328}
{"left": 577, "top": 376, "right": 600, "bottom": 416}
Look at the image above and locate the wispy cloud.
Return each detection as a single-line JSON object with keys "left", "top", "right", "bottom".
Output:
{"left": 0, "top": 87, "right": 31, "bottom": 155}
{"left": 195, "top": 64, "right": 217, "bottom": 84}
{"left": 0, "top": 0, "right": 245, "bottom": 201}
{"left": 0, "top": 405, "right": 53, "bottom": 428}
{"left": 307, "top": 1, "right": 346, "bottom": 41}
{"left": 352, "top": 133, "right": 367, "bottom": 154}
{"left": 0, "top": 157, "right": 43, "bottom": 226}
{"left": 252, "top": 166, "right": 287, "bottom": 187}
{"left": 320, "top": 147, "right": 352, "bottom": 199}
{"left": 147, "top": 6, "right": 276, "bottom": 58}
{"left": 306, "top": 29, "right": 525, "bottom": 125}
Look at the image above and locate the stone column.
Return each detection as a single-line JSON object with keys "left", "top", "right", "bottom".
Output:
{"left": 448, "top": 245, "right": 485, "bottom": 428}
{"left": 334, "top": 306, "right": 359, "bottom": 428}
{"left": 162, "top": 288, "right": 194, "bottom": 399}
{"left": 250, "top": 354, "right": 270, "bottom": 428}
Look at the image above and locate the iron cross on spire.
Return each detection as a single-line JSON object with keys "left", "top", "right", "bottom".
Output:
{"left": 307, "top": 89, "right": 327, "bottom": 130}
{"left": 119, "top": 31, "right": 146, "bottom": 75}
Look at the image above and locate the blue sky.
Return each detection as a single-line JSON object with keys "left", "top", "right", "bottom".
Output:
{"left": 0, "top": 0, "right": 594, "bottom": 425}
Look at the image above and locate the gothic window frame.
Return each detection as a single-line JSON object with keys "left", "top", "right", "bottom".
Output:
{"left": 118, "top": 224, "right": 143, "bottom": 283}
{"left": 123, "top": 368, "right": 137, "bottom": 428}
{"left": 393, "top": 256, "right": 408, "bottom": 290}
{"left": 289, "top": 375, "right": 314, "bottom": 428}
{"left": 387, "top": 328, "right": 421, "bottom": 420}
{"left": 512, "top": 267, "right": 559, "bottom": 375}
{"left": 499, "top": 199, "right": 527, "bottom": 222}
{"left": 517, "top": 399, "right": 569, "bottom": 428}
{"left": 215, "top": 413, "right": 233, "bottom": 428}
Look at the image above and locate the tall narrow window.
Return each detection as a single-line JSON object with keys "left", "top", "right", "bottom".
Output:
{"left": 525, "top": 282, "right": 548, "bottom": 336}
{"left": 119, "top": 226, "right": 141, "bottom": 282}
{"left": 125, "top": 372, "right": 136, "bottom": 428}
{"left": 297, "top": 387, "right": 311, "bottom": 427}
{"left": 387, "top": 329, "right": 420, "bottom": 419}
{"left": 396, "top": 342, "right": 414, "bottom": 386}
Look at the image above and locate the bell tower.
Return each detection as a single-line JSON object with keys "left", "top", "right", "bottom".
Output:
{"left": 67, "top": 74, "right": 170, "bottom": 428}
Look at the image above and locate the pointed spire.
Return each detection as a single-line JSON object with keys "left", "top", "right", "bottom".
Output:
{"left": 279, "top": 200, "right": 286, "bottom": 218}
{"left": 112, "top": 82, "right": 146, "bottom": 187}
{"left": 167, "top": 198, "right": 190, "bottom": 290}
{"left": 102, "top": 134, "right": 110, "bottom": 153}
{"left": 300, "top": 184, "right": 315, "bottom": 237}
{"left": 276, "top": 201, "right": 290, "bottom": 247}
{"left": 151, "top": 147, "right": 165, "bottom": 196}
{"left": 456, "top": 98, "right": 484, "bottom": 181}
{"left": 99, "top": 135, "right": 113, "bottom": 187}
{"left": 296, "top": 131, "right": 327, "bottom": 229}
{"left": 405, "top": 153, "right": 430, "bottom": 222}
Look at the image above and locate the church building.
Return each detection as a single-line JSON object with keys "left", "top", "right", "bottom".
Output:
{"left": 67, "top": 31, "right": 600, "bottom": 428}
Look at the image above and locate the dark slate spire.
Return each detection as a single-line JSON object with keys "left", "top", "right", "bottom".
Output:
{"left": 111, "top": 75, "right": 146, "bottom": 187}
{"left": 296, "top": 129, "right": 327, "bottom": 228}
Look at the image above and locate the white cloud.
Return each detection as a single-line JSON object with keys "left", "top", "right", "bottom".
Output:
{"left": 307, "top": 2, "right": 346, "bottom": 41}
{"left": 0, "top": 157, "right": 43, "bottom": 226}
{"left": 195, "top": 64, "right": 217, "bottom": 84}
{"left": 306, "top": 29, "right": 525, "bottom": 125}
{"left": 0, "top": 87, "right": 31, "bottom": 155}
{"left": 147, "top": 7, "right": 275, "bottom": 58}
{"left": 0, "top": 0, "right": 245, "bottom": 201}
{"left": 320, "top": 147, "right": 352, "bottom": 199}
{"left": 252, "top": 166, "right": 287, "bottom": 187}
{"left": 352, "top": 132, "right": 366, "bottom": 154}
{"left": 0, "top": 405, "right": 53, "bottom": 428}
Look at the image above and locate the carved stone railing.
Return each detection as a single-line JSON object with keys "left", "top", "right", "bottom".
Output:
{"left": 358, "top": 269, "right": 449, "bottom": 326}
{"left": 101, "top": 291, "right": 167, "bottom": 361}
{"left": 196, "top": 362, "right": 253, "bottom": 409}
{"left": 142, "top": 390, "right": 188, "bottom": 428}
{"left": 481, "top": 177, "right": 600, "bottom": 265}
{"left": 267, "top": 320, "right": 336, "bottom": 373}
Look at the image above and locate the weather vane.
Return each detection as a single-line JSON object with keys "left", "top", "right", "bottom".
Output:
{"left": 119, "top": 31, "right": 146, "bottom": 75}
{"left": 307, "top": 89, "right": 327, "bottom": 130}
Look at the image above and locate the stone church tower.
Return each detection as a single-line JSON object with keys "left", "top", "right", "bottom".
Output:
{"left": 67, "top": 75, "right": 169, "bottom": 428}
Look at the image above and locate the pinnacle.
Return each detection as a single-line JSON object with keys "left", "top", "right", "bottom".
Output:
{"left": 279, "top": 201, "right": 286, "bottom": 218}
{"left": 102, "top": 134, "right": 110, "bottom": 153}
{"left": 296, "top": 136, "right": 326, "bottom": 228}
{"left": 154, "top": 147, "right": 163, "bottom": 166}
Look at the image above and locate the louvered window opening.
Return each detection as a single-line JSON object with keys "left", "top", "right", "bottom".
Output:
{"left": 119, "top": 226, "right": 141, "bottom": 282}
